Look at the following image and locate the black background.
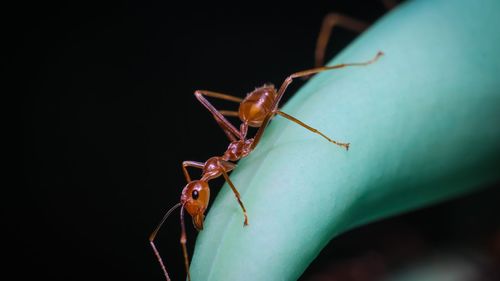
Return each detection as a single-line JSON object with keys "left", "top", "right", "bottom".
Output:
{"left": 18, "top": 1, "right": 499, "bottom": 280}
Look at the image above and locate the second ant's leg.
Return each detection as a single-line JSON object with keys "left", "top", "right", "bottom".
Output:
{"left": 276, "top": 110, "right": 349, "bottom": 150}
{"left": 381, "top": 0, "right": 398, "bottom": 10}
{"left": 221, "top": 170, "right": 248, "bottom": 226}
{"left": 182, "top": 161, "right": 204, "bottom": 182}
{"left": 251, "top": 52, "right": 383, "bottom": 150}
{"left": 315, "top": 13, "right": 369, "bottom": 67}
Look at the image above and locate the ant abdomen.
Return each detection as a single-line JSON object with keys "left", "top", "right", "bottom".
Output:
{"left": 239, "top": 85, "right": 277, "bottom": 127}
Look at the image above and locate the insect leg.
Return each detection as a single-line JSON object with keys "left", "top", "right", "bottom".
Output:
{"left": 194, "top": 90, "right": 243, "bottom": 142}
{"left": 182, "top": 161, "right": 205, "bottom": 183}
{"left": 315, "top": 0, "right": 397, "bottom": 67}
{"left": 276, "top": 52, "right": 383, "bottom": 107}
{"left": 221, "top": 170, "right": 248, "bottom": 226}
{"left": 276, "top": 110, "right": 349, "bottom": 150}
{"left": 315, "top": 13, "right": 369, "bottom": 67}
{"left": 251, "top": 52, "right": 383, "bottom": 150}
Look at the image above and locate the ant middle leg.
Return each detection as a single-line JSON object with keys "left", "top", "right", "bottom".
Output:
{"left": 221, "top": 170, "right": 248, "bottom": 226}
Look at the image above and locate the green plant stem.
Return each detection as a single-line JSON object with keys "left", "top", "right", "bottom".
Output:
{"left": 190, "top": 0, "right": 500, "bottom": 280}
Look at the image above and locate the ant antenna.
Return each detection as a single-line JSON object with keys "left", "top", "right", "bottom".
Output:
{"left": 149, "top": 202, "right": 182, "bottom": 281}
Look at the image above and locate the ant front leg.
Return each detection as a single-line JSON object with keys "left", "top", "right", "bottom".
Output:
{"left": 182, "top": 161, "right": 204, "bottom": 182}
{"left": 194, "top": 90, "right": 244, "bottom": 142}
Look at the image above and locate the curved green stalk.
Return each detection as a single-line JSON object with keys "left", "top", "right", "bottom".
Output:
{"left": 190, "top": 0, "right": 500, "bottom": 280}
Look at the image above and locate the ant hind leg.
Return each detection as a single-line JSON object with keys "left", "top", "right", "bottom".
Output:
{"left": 251, "top": 52, "right": 383, "bottom": 150}
{"left": 276, "top": 110, "right": 349, "bottom": 150}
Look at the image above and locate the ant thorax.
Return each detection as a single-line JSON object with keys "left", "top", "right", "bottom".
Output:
{"left": 201, "top": 157, "right": 224, "bottom": 181}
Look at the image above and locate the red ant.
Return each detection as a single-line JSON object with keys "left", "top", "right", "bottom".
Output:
{"left": 149, "top": 52, "right": 383, "bottom": 281}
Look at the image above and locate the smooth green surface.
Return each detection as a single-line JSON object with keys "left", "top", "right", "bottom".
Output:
{"left": 191, "top": 0, "right": 500, "bottom": 280}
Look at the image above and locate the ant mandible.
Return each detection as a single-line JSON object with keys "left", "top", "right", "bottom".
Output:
{"left": 149, "top": 51, "right": 383, "bottom": 281}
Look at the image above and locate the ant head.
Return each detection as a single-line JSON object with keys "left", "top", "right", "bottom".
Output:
{"left": 181, "top": 180, "right": 210, "bottom": 230}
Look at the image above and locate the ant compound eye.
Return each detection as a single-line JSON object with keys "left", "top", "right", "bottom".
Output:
{"left": 192, "top": 190, "right": 199, "bottom": 200}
